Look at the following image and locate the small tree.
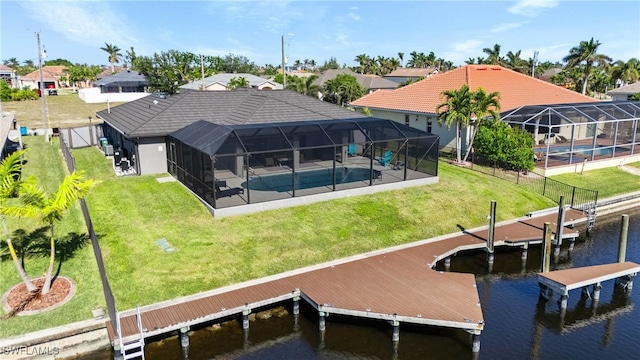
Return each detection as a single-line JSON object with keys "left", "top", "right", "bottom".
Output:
{"left": 474, "top": 119, "right": 534, "bottom": 171}
{"left": 0, "top": 150, "right": 37, "bottom": 293}
{"left": 4, "top": 171, "right": 94, "bottom": 295}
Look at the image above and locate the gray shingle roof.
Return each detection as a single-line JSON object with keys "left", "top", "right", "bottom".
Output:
{"left": 93, "top": 70, "right": 147, "bottom": 86}
{"left": 313, "top": 69, "right": 398, "bottom": 90}
{"left": 96, "top": 89, "right": 370, "bottom": 138}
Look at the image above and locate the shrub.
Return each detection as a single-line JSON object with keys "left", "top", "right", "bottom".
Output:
{"left": 474, "top": 120, "right": 535, "bottom": 171}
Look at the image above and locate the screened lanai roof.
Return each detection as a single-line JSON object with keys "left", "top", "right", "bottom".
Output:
{"left": 501, "top": 101, "right": 640, "bottom": 128}
{"left": 170, "top": 118, "right": 436, "bottom": 156}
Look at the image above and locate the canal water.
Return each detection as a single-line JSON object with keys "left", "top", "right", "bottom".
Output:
{"left": 98, "top": 209, "right": 640, "bottom": 360}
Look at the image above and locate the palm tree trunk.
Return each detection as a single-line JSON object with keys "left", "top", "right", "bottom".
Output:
{"left": 2, "top": 216, "right": 37, "bottom": 293}
{"left": 581, "top": 76, "right": 588, "bottom": 95}
{"left": 456, "top": 122, "right": 462, "bottom": 163}
{"left": 41, "top": 224, "right": 55, "bottom": 295}
{"left": 462, "top": 126, "right": 477, "bottom": 163}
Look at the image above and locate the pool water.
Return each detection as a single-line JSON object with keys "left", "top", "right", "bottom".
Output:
{"left": 243, "top": 167, "right": 379, "bottom": 192}
{"left": 548, "top": 145, "right": 616, "bottom": 156}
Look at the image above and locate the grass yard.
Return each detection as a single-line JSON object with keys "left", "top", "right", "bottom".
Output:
{"left": 550, "top": 166, "right": 640, "bottom": 198}
{"left": 73, "top": 146, "right": 557, "bottom": 310}
{"left": 628, "top": 161, "right": 640, "bottom": 170}
{"left": 0, "top": 137, "right": 105, "bottom": 338}
{"left": 2, "top": 93, "right": 124, "bottom": 129}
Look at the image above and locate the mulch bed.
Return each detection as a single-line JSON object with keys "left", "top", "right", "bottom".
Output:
{"left": 3, "top": 277, "right": 71, "bottom": 315}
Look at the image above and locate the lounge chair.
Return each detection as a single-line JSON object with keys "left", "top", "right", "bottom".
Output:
{"left": 377, "top": 150, "right": 393, "bottom": 166}
{"left": 347, "top": 144, "right": 357, "bottom": 157}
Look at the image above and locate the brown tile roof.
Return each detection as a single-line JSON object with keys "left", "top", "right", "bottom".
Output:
{"left": 386, "top": 67, "right": 438, "bottom": 77}
{"left": 351, "top": 65, "right": 598, "bottom": 114}
{"left": 607, "top": 81, "right": 640, "bottom": 94}
{"left": 20, "top": 65, "right": 68, "bottom": 81}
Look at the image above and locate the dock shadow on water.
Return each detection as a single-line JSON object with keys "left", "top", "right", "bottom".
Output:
{"left": 89, "top": 209, "right": 640, "bottom": 359}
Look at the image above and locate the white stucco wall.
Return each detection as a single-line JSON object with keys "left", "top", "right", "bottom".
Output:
{"left": 367, "top": 108, "right": 467, "bottom": 152}
{"left": 79, "top": 87, "right": 149, "bottom": 103}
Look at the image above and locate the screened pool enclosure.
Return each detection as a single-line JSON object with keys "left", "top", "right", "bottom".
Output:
{"left": 167, "top": 118, "right": 439, "bottom": 209}
{"left": 501, "top": 101, "right": 640, "bottom": 169}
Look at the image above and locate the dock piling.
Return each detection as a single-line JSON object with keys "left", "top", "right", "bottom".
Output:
{"left": 471, "top": 332, "right": 481, "bottom": 353}
{"left": 293, "top": 295, "right": 300, "bottom": 330}
{"left": 319, "top": 311, "right": 327, "bottom": 332}
{"left": 390, "top": 320, "right": 400, "bottom": 342}
{"left": 592, "top": 283, "right": 602, "bottom": 301}
{"left": 542, "top": 222, "right": 552, "bottom": 273}
{"left": 554, "top": 196, "right": 566, "bottom": 258}
{"left": 486, "top": 201, "right": 496, "bottom": 269}
{"left": 113, "top": 345, "right": 123, "bottom": 360}
{"left": 180, "top": 326, "right": 189, "bottom": 358}
{"left": 242, "top": 309, "right": 251, "bottom": 330}
{"left": 617, "top": 214, "right": 629, "bottom": 263}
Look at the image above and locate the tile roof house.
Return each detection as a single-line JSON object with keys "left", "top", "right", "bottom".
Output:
{"left": 0, "top": 65, "right": 15, "bottom": 87}
{"left": 384, "top": 67, "right": 439, "bottom": 84}
{"left": 350, "top": 64, "right": 598, "bottom": 151}
{"left": 607, "top": 82, "right": 640, "bottom": 101}
{"left": 313, "top": 69, "right": 398, "bottom": 93}
{"left": 96, "top": 89, "right": 372, "bottom": 174}
{"left": 18, "top": 65, "right": 68, "bottom": 90}
{"left": 180, "top": 73, "right": 282, "bottom": 91}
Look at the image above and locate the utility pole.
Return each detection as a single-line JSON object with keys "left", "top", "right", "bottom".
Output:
{"left": 200, "top": 54, "right": 205, "bottom": 90}
{"left": 36, "top": 31, "right": 49, "bottom": 142}
{"left": 281, "top": 34, "right": 286, "bottom": 89}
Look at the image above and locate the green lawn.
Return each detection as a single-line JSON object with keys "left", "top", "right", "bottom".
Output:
{"left": 3, "top": 140, "right": 638, "bottom": 338}
{"left": 73, "top": 146, "right": 557, "bottom": 309}
{"left": 0, "top": 138, "right": 105, "bottom": 338}
{"left": 2, "top": 94, "right": 124, "bottom": 129}
{"left": 550, "top": 166, "right": 640, "bottom": 198}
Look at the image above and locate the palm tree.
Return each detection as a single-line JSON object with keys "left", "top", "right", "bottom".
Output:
{"left": 3, "top": 57, "right": 20, "bottom": 87}
{"left": 398, "top": 52, "right": 404, "bottom": 67}
{"left": 610, "top": 58, "right": 640, "bottom": 87}
{"left": 562, "top": 38, "right": 612, "bottom": 95}
{"left": 505, "top": 50, "right": 528, "bottom": 74}
{"left": 436, "top": 85, "right": 474, "bottom": 163}
{"left": 4, "top": 172, "right": 94, "bottom": 295}
{"left": 227, "top": 76, "right": 250, "bottom": 89}
{"left": 463, "top": 88, "right": 501, "bottom": 162}
{"left": 0, "top": 150, "right": 37, "bottom": 293}
{"left": 100, "top": 43, "right": 123, "bottom": 73}
{"left": 483, "top": 44, "right": 504, "bottom": 66}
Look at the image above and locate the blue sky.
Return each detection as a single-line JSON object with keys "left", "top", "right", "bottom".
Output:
{"left": 2, "top": 0, "right": 639, "bottom": 69}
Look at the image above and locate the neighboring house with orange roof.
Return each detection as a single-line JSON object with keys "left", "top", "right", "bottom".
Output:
{"left": 18, "top": 65, "right": 68, "bottom": 90}
{"left": 384, "top": 67, "right": 439, "bottom": 84}
{"left": 607, "top": 82, "right": 640, "bottom": 101}
{"left": 350, "top": 65, "right": 598, "bottom": 152}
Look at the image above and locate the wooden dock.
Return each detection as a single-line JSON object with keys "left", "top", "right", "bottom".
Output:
{"left": 108, "top": 207, "right": 588, "bottom": 357}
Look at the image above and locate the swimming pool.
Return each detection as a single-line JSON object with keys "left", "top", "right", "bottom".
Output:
{"left": 547, "top": 144, "right": 616, "bottom": 157}
{"left": 243, "top": 167, "right": 379, "bottom": 192}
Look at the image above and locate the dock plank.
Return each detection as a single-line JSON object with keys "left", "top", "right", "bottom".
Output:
{"left": 110, "top": 208, "right": 586, "bottom": 342}
{"left": 538, "top": 261, "right": 640, "bottom": 291}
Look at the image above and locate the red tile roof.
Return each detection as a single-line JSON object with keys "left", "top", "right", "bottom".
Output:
{"left": 351, "top": 65, "right": 598, "bottom": 114}
{"left": 20, "top": 65, "right": 68, "bottom": 81}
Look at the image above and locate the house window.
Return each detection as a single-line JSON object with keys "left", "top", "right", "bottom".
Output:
{"left": 405, "top": 114, "right": 410, "bottom": 126}
{"left": 427, "top": 121, "right": 433, "bottom": 133}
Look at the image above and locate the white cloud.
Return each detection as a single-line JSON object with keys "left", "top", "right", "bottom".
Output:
{"left": 348, "top": 13, "right": 361, "bottom": 21}
{"left": 443, "top": 39, "right": 484, "bottom": 66}
{"left": 490, "top": 22, "right": 526, "bottom": 33}
{"left": 20, "top": 1, "right": 139, "bottom": 50}
{"left": 508, "top": 0, "right": 559, "bottom": 17}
